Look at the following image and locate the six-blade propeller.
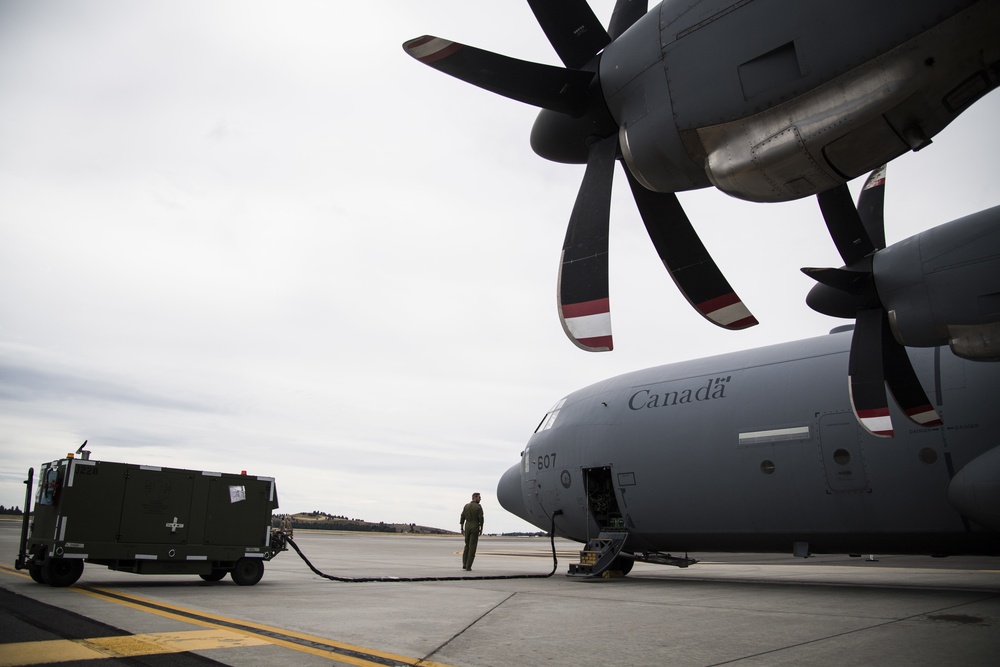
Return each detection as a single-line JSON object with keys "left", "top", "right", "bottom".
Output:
{"left": 404, "top": 0, "right": 757, "bottom": 352}
{"left": 803, "top": 166, "right": 943, "bottom": 437}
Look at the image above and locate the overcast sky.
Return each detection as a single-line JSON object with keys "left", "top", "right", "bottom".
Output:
{"left": 1, "top": 1, "right": 998, "bottom": 534}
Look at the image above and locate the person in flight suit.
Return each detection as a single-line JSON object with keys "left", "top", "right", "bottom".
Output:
{"left": 460, "top": 492, "right": 484, "bottom": 570}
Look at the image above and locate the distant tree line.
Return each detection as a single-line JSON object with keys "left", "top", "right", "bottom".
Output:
{"left": 294, "top": 518, "right": 397, "bottom": 533}
{"left": 272, "top": 512, "right": 451, "bottom": 534}
{"left": 0, "top": 506, "right": 24, "bottom": 516}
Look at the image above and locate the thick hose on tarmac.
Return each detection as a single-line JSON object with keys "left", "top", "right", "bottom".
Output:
{"left": 282, "top": 512, "right": 561, "bottom": 582}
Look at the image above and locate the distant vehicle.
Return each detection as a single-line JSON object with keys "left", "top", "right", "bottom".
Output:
{"left": 497, "top": 327, "right": 1000, "bottom": 576}
{"left": 405, "top": 1, "right": 1000, "bottom": 350}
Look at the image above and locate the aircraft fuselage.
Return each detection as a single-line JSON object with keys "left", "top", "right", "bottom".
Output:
{"left": 498, "top": 331, "right": 1000, "bottom": 556}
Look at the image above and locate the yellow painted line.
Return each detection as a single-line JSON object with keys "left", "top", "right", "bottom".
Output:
{"left": 71, "top": 586, "right": 435, "bottom": 666}
{"left": 2, "top": 639, "right": 99, "bottom": 666}
{"left": 0, "top": 630, "right": 270, "bottom": 667}
{"left": 0, "top": 565, "right": 32, "bottom": 580}
{"left": 0, "top": 564, "right": 455, "bottom": 667}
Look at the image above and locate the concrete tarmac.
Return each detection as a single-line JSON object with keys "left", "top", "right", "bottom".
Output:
{"left": 2, "top": 521, "right": 999, "bottom": 666}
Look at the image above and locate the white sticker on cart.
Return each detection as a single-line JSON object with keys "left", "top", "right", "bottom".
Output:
{"left": 67, "top": 459, "right": 95, "bottom": 488}
{"left": 229, "top": 485, "right": 246, "bottom": 503}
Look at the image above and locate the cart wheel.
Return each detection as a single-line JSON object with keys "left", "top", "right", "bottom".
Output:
{"left": 230, "top": 558, "right": 264, "bottom": 586}
{"left": 199, "top": 570, "right": 227, "bottom": 582}
{"left": 41, "top": 558, "right": 84, "bottom": 587}
{"left": 27, "top": 563, "right": 45, "bottom": 584}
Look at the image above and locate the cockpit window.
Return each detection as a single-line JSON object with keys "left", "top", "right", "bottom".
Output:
{"left": 535, "top": 398, "right": 567, "bottom": 433}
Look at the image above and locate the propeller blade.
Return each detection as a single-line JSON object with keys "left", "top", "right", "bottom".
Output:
{"left": 881, "top": 319, "right": 943, "bottom": 427}
{"left": 855, "top": 165, "right": 887, "bottom": 250}
{"left": 624, "top": 169, "right": 757, "bottom": 330}
{"left": 527, "top": 0, "right": 610, "bottom": 69}
{"left": 558, "top": 135, "right": 618, "bottom": 352}
{"left": 608, "top": 0, "right": 649, "bottom": 40}
{"left": 848, "top": 309, "right": 894, "bottom": 437}
{"left": 817, "top": 183, "right": 878, "bottom": 266}
{"left": 402, "top": 36, "right": 593, "bottom": 116}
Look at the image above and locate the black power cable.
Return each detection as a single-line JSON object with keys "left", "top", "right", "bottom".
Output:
{"left": 282, "top": 512, "right": 562, "bottom": 583}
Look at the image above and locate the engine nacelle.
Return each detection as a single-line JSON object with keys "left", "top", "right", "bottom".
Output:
{"left": 875, "top": 206, "right": 1000, "bottom": 359}
{"left": 602, "top": 9, "right": 708, "bottom": 194}
{"left": 615, "top": 0, "right": 1000, "bottom": 203}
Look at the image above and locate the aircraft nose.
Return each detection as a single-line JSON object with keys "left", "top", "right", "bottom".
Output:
{"left": 497, "top": 462, "right": 528, "bottom": 521}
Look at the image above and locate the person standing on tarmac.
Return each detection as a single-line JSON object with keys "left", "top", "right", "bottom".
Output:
{"left": 460, "top": 492, "right": 484, "bottom": 570}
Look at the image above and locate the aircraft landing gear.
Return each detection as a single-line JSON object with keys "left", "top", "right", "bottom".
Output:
{"left": 610, "top": 555, "right": 634, "bottom": 575}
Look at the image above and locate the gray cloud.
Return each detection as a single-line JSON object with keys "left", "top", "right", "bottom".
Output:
{"left": 0, "top": 362, "right": 219, "bottom": 414}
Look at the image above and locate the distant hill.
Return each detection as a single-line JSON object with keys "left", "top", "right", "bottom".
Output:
{"left": 275, "top": 511, "right": 456, "bottom": 535}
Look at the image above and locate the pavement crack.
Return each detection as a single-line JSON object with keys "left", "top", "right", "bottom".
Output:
{"left": 706, "top": 593, "right": 1000, "bottom": 666}
{"left": 418, "top": 592, "right": 517, "bottom": 665}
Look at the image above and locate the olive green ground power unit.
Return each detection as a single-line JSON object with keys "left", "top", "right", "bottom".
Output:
{"left": 15, "top": 448, "right": 286, "bottom": 587}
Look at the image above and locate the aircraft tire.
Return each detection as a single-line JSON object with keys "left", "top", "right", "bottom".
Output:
{"left": 611, "top": 556, "right": 634, "bottom": 576}
{"left": 230, "top": 558, "right": 264, "bottom": 586}
{"left": 41, "top": 558, "right": 84, "bottom": 587}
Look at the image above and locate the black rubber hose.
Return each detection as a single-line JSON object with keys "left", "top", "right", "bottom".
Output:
{"left": 283, "top": 512, "right": 562, "bottom": 583}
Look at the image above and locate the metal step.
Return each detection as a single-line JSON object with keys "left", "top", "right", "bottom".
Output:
{"left": 566, "top": 531, "right": 629, "bottom": 577}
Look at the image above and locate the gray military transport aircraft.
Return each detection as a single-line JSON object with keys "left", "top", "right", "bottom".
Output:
{"left": 496, "top": 323, "right": 1000, "bottom": 576}
{"left": 406, "top": 1, "right": 1000, "bottom": 573}
{"left": 405, "top": 0, "right": 1000, "bottom": 351}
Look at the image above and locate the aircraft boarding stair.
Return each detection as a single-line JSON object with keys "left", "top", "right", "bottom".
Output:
{"left": 567, "top": 531, "right": 629, "bottom": 577}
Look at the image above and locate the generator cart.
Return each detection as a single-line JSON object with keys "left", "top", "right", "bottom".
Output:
{"left": 15, "top": 446, "right": 286, "bottom": 587}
